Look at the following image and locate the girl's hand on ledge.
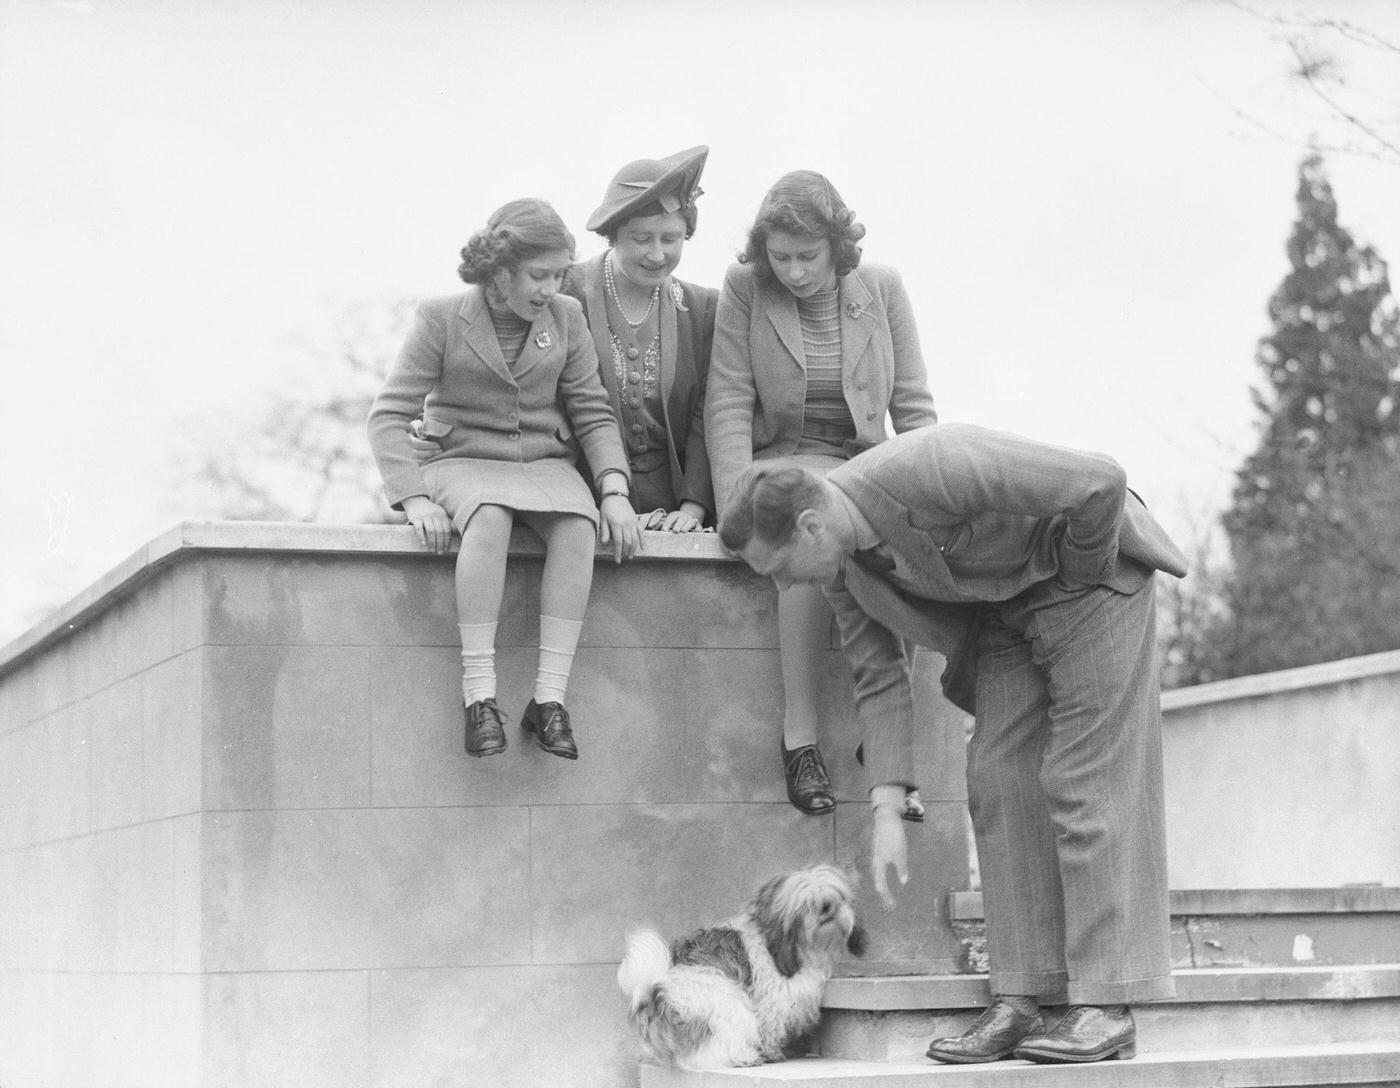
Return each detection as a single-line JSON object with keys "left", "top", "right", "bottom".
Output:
{"left": 639, "top": 505, "right": 706, "bottom": 533}
{"left": 598, "top": 494, "right": 642, "bottom": 563}
{"left": 402, "top": 496, "right": 453, "bottom": 555}
{"left": 660, "top": 501, "right": 708, "bottom": 533}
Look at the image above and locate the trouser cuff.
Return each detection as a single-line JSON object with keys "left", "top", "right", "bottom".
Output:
{"left": 990, "top": 969, "right": 1068, "bottom": 1004}
{"left": 1069, "top": 973, "right": 1177, "bottom": 1005}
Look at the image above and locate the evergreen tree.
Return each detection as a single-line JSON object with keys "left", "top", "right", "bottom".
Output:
{"left": 1215, "top": 155, "right": 1400, "bottom": 678}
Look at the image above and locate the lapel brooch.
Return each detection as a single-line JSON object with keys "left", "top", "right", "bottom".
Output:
{"left": 534, "top": 329, "right": 552, "bottom": 349}
{"left": 845, "top": 301, "right": 867, "bottom": 320}
{"left": 669, "top": 280, "right": 688, "bottom": 312}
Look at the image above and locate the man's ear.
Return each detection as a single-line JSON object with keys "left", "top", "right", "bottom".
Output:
{"left": 794, "top": 508, "right": 825, "bottom": 540}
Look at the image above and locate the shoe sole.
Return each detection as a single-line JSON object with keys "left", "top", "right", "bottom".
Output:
{"left": 466, "top": 744, "right": 506, "bottom": 758}
{"left": 1014, "top": 1042, "right": 1136, "bottom": 1063}
{"left": 926, "top": 1048, "right": 1018, "bottom": 1064}
{"left": 524, "top": 728, "right": 577, "bottom": 759}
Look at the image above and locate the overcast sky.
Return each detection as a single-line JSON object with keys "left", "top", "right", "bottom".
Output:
{"left": 2, "top": 0, "right": 1398, "bottom": 646}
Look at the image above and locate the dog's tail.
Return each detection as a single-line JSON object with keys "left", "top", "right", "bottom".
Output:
{"left": 616, "top": 929, "right": 671, "bottom": 1012}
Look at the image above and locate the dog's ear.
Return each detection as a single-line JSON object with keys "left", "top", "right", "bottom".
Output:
{"left": 847, "top": 920, "right": 869, "bottom": 957}
{"left": 752, "top": 874, "right": 804, "bottom": 978}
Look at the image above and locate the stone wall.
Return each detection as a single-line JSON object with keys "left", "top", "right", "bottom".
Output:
{"left": 1160, "top": 649, "right": 1400, "bottom": 889}
{"left": 3, "top": 521, "right": 1396, "bottom": 1087}
{"left": 0, "top": 522, "right": 968, "bottom": 1088}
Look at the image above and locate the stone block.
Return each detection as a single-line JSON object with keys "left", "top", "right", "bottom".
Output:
{"left": 29, "top": 635, "right": 79, "bottom": 721}
{"left": 88, "top": 674, "right": 145, "bottom": 831}
{"left": 0, "top": 705, "right": 90, "bottom": 848}
{"left": 203, "top": 971, "right": 370, "bottom": 1088}
{"left": 202, "top": 644, "right": 373, "bottom": 810}
{"left": 171, "top": 559, "right": 206, "bottom": 654}
{"left": 370, "top": 965, "right": 634, "bottom": 1088}
{"left": 196, "top": 555, "right": 461, "bottom": 648}
{"left": 582, "top": 560, "right": 779, "bottom": 649}
{"left": 202, "top": 807, "right": 530, "bottom": 971}
{"left": 95, "top": 973, "right": 203, "bottom": 1088}
{"left": 70, "top": 575, "right": 174, "bottom": 697}
{"left": 142, "top": 649, "right": 203, "bottom": 820}
{"left": 79, "top": 819, "right": 202, "bottom": 973}
{"left": 834, "top": 799, "right": 971, "bottom": 975}
{"left": 528, "top": 803, "right": 836, "bottom": 965}
{"left": 0, "top": 662, "right": 39, "bottom": 735}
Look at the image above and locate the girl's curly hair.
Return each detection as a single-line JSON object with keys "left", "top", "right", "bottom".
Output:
{"left": 739, "top": 171, "right": 865, "bottom": 283}
{"left": 458, "top": 198, "right": 576, "bottom": 284}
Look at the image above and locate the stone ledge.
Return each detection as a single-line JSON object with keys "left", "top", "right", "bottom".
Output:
{"left": 949, "top": 887, "right": 1400, "bottom": 920}
{"left": 0, "top": 520, "right": 737, "bottom": 680}
{"left": 637, "top": 1043, "right": 1400, "bottom": 1087}
{"left": 820, "top": 964, "right": 1400, "bottom": 1011}
{"left": 1161, "top": 647, "right": 1400, "bottom": 711}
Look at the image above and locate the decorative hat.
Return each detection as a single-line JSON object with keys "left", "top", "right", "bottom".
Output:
{"left": 586, "top": 145, "right": 709, "bottom": 233}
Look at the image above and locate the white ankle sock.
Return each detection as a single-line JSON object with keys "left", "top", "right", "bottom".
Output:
{"left": 534, "top": 615, "right": 582, "bottom": 704}
{"left": 459, "top": 622, "right": 497, "bottom": 705}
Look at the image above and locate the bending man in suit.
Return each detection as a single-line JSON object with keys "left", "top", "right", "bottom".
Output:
{"left": 717, "top": 423, "right": 1188, "bottom": 1065}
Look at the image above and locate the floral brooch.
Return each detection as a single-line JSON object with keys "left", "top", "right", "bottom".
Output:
{"left": 534, "top": 329, "right": 552, "bottom": 349}
{"left": 845, "top": 302, "right": 867, "bottom": 320}
{"left": 669, "top": 281, "right": 688, "bottom": 312}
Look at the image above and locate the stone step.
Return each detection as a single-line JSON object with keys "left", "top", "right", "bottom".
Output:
{"left": 819, "top": 965, "right": 1400, "bottom": 1063}
{"left": 945, "top": 888, "right": 1400, "bottom": 971}
{"left": 637, "top": 1043, "right": 1400, "bottom": 1087}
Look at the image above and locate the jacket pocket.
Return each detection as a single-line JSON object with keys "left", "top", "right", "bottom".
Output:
{"left": 907, "top": 513, "right": 973, "bottom": 557}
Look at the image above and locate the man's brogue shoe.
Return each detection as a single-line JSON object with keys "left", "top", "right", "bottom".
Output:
{"left": 1014, "top": 1004, "right": 1137, "bottom": 1063}
{"left": 464, "top": 698, "right": 507, "bottom": 757}
{"left": 781, "top": 742, "right": 835, "bottom": 814}
{"left": 522, "top": 699, "right": 578, "bottom": 759}
{"left": 926, "top": 1001, "right": 1044, "bottom": 1064}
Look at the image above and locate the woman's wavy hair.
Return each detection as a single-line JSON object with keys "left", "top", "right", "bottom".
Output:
{"left": 458, "top": 198, "right": 576, "bottom": 284}
{"left": 739, "top": 171, "right": 865, "bottom": 283}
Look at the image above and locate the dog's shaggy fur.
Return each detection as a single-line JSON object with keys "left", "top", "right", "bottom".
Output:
{"left": 616, "top": 864, "right": 866, "bottom": 1070}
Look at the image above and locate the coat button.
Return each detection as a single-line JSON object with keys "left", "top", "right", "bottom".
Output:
{"left": 509, "top": 432, "right": 519, "bottom": 441}
{"left": 867, "top": 410, "right": 877, "bottom": 419}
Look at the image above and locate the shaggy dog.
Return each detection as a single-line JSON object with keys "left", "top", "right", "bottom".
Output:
{"left": 616, "top": 864, "right": 866, "bottom": 1070}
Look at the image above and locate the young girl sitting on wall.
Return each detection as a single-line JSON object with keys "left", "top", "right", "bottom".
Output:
{"left": 367, "top": 198, "right": 640, "bottom": 762}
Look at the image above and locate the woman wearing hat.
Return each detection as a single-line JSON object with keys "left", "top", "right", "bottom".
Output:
{"left": 368, "top": 198, "right": 641, "bottom": 764}
{"left": 563, "top": 146, "right": 717, "bottom": 531}
{"left": 706, "top": 171, "right": 939, "bottom": 816}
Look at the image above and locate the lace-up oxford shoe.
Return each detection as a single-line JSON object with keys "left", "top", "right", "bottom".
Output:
{"left": 464, "top": 698, "right": 507, "bottom": 757}
{"left": 1014, "top": 1004, "right": 1137, "bottom": 1063}
{"left": 926, "top": 1001, "right": 1044, "bottom": 1064}
{"left": 781, "top": 742, "right": 835, "bottom": 814}
{"left": 522, "top": 699, "right": 578, "bottom": 759}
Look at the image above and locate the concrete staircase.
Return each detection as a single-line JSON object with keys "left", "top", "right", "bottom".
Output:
{"left": 635, "top": 963, "right": 1400, "bottom": 1086}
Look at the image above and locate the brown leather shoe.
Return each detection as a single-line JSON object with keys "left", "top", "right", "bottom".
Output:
{"left": 1014, "top": 1005, "right": 1137, "bottom": 1063}
{"left": 522, "top": 699, "right": 578, "bottom": 759}
{"left": 464, "top": 698, "right": 507, "bottom": 757}
{"left": 926, "top": 1001, "right": 1044, "bottom": 1064}
{"left": 781, "top": 742, "right": 835, "bottom": 814}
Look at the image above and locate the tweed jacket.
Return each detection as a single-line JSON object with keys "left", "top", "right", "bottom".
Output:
{"left": 561, "top": 255, "right": 718, "bottom": 516}
{"left": 366, "top": 288, "right": 629, "bottom": 510}
{"left": 704, "top": 260, "right": 937, "bottom": 509}
{"left": 822, "top": 424, "right": 1189, "bottom": 790}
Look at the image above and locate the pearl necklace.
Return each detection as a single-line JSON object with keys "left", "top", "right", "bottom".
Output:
{"left": 604, "top": 252, "right": 660, "bottom": 329}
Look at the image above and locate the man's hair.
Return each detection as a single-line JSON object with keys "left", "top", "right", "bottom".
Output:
{"left": 718, "top": 462, "right": 829, "bottom": 552}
